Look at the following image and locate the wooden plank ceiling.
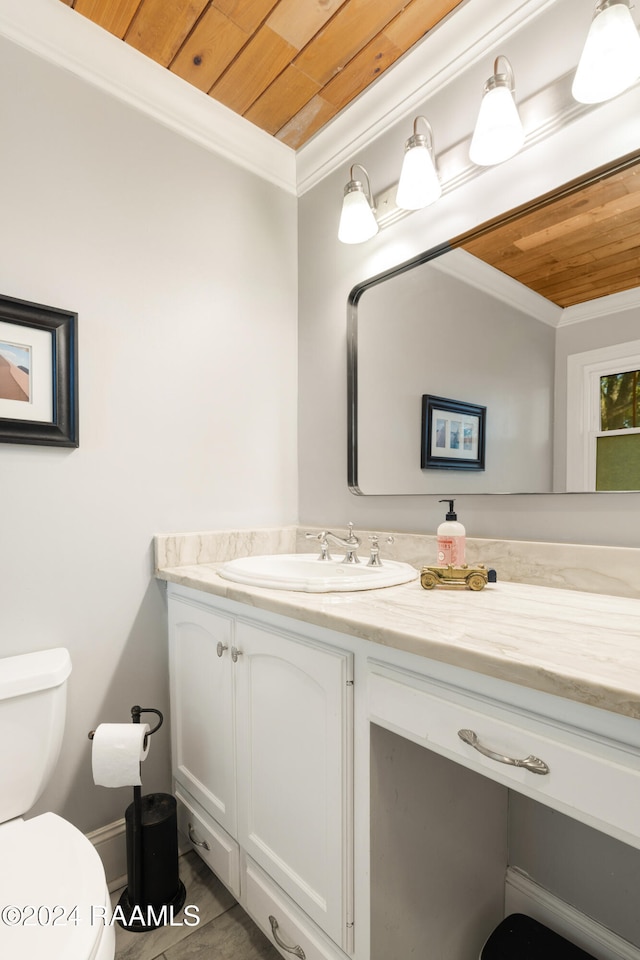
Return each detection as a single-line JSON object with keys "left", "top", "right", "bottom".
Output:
{"left": 60, "top": 0, "right": 464, "bottom": 149}
{"left": 456, "top": 159, "right": 640, "bottom": 308}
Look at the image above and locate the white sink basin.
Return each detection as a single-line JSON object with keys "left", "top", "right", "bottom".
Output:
{"left": 218, "top": 553, "right": 419, "bottom": 593}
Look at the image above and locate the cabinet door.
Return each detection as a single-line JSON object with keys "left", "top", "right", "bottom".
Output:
{"left": 234, "top": 619, "right": 353, "bottom": 949}
{"left": 168, "top": 597, "right": 237, "bottom": 837}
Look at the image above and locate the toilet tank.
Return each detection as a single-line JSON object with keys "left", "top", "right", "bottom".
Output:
{"left": 0, "top": 648, "right": 72, "bottom": 823}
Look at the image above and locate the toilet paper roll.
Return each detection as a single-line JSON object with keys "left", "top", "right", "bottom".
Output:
{"left": 91, "top": 723, "right": 150, "bottom": 788}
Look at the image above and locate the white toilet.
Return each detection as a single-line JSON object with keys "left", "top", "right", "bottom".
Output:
{"left": 0, "top": 648, "right": 116, "bottom": 959}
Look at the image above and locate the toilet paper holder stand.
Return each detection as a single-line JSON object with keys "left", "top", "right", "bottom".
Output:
{"left": 88, "top": 705, "right": 164, "bottom": 909}
{"left": 89, "top": 705, "right": 187, "bottom": 931}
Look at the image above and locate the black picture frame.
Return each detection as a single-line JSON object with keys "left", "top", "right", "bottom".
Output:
{"left": 421, "top": 394, "right": 485, "bottom": 471}
{"left": 0, "top": 294, "right": 78, "bottom": 447}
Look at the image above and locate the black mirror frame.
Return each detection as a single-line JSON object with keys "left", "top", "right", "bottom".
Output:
{"left": 347, "top": 148, "right": 640, "bottom": 495}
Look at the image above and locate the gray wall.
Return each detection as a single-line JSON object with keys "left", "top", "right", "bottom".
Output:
{"left": 509, "top": 793, "right": 640, "bottom": 946}
{"left": 357, "top": 257, "right": 556, "bottom": 494}
{"left": 371, "top": 725, "right": 508, "bottom": 960}
{"left": 0, "top": 36, "right": 298, "bottom": 833}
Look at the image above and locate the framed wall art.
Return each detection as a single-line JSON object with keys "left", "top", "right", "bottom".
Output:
{"left": 421, "top": 394, "right": 485, "bottom": 471}
{"left": 0, "top": 295, "right": 78, "bottom": 447}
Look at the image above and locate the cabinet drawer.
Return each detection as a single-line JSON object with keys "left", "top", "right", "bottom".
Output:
{"left": 176, "top": 786, "right": 240, "bottom": 898}
{"left": 368, "top": 662, "right": 640, "bottom": 847}
{"left": 243, "top": 857, "right": 350, "bottom": 960}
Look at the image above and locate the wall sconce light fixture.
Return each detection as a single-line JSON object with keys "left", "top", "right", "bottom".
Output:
{"left": 572, "top": 0, "right": 640, "bottom": 103}
{"left": 395, "top": 117, "right": 442, "bottom": 211}
{"left": 469, "top": 56, "right": 525, "bottom": 166}
{"left": 338, "top": 163, "right": 378, "bottom": 244}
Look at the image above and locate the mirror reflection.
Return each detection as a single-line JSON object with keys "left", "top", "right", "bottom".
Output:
{"left": 348, "top": 153, "right": 640, "bottom": 496}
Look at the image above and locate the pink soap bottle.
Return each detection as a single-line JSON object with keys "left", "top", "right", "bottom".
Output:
{"left": 436, "top": 499, "right": 466, "bottom": 566}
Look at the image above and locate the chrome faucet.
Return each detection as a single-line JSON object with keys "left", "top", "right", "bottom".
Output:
{"left": 305, "top": 523, "right": 361, "bottom": 563}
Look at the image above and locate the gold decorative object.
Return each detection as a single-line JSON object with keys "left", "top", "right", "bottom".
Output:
{"left": 420, "top": 564, "right": 494, "bottom": 591}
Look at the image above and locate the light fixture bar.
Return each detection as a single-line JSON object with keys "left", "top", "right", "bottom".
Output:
{"left": 372, "top": 69, "right": 600, "bottom": 232}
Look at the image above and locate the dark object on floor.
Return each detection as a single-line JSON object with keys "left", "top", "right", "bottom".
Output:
{"left": 116, "top": 707, "right": 186, "bottom": 932}
{"left": 480, "top": 914, "right": 597, "bottom": 959}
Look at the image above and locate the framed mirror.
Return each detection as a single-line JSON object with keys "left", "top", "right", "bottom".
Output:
{"left": 348, "top": 151, "right": 640, "bottom": 496}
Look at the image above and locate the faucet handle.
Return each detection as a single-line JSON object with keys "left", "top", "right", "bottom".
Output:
{"left": 367, "top": 534, "right": 394, "bottom": 567}
{"left": 305, "top": 531, "right": 332, "bottom": 561}
{"left": 368, "top": 534, "right": 394, "bottom": 546}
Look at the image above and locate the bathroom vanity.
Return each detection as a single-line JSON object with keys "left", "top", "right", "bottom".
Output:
{"left": 158, "top": 534, "right": 640, "bottom": 960}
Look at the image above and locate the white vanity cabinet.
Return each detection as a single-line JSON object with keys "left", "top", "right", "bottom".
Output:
{"left": 167, "top": 584, "right": 354, "bottom": 955}
{"left": 161, "top": 565, "right": 640, "bottom": 960}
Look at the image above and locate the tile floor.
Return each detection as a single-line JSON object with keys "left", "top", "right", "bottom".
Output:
{"left": 112, "top": 852, "right": 281, "bottom": 960}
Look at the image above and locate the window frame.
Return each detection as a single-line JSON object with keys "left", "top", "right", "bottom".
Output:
{"left": 566, "top": 340, "right": 640, "bottom": 491}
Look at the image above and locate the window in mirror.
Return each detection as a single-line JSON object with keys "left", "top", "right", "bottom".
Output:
{"left": 564, "top": 341, "right": 640, "bottom": 492}
{"left": 600, "top": 370, "right": 639, "bottom": 430}
{"left": 596, "top": 368, "right": 640, "bottom": 491}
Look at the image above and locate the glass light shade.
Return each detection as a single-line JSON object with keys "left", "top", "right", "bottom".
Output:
{"left": 572, "top": 0, "right": 640, "bottom": 104}
{"left": 338, "top": 185, "right": 378, "bottom": 244}
{"left": 396, "top": 142, "right": 442, "bottom": 210}
{"left": 469, "top": 84, "right": 525, "bottom": 166}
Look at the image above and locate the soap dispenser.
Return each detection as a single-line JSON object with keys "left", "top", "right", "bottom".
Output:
{"left": 437, "top": 499, "right": 466, "bottom": 565}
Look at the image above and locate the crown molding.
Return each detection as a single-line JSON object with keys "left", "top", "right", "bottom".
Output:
{"left": 0, "top": 0, "right": 296, "bottom": 194}
{"left": 431, "top": 249, "right": 563, "bottom": 326}
{"left": 432, "top": 249, "right": 640, "bottom": 327}
{"left": 560, "top": 286, "right": 640, "bottom": 325}
{"left": 295, "top": 0, "right": 558, "bottom": 195}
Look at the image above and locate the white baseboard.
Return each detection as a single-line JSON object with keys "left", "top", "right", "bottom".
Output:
{"left": 505, "top": 866, "right": 640, "bottom": 960}
{"left": 86, "top": 818, "right": 127, "bottom": 892}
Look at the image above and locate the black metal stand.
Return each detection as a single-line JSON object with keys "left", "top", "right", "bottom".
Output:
{"left": 115, "top": 706, "right": 186, "bottom": 933}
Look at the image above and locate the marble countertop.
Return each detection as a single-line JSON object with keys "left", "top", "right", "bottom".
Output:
{"left": 156, "top": 559, "right": 640, "bottom": 720}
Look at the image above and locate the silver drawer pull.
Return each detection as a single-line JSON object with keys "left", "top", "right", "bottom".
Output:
{"left": 268, "top": 915, "right": 306, "bottom": 959}
{"left": 457, "top": 728, "right": 550, "bottom": 775}
{"left": 187, "top": 822, "right": 210, "bottom": 850}
{"left": 216, "top": 641, "right": 228, "bottom": 658}
{"left": 231, "top": 646, "right": 242, "bottom": 662}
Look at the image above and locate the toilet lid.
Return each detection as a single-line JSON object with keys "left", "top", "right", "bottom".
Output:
{"left": 0, "top": 813, "right": 108, "bottom": 959}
